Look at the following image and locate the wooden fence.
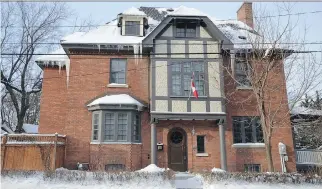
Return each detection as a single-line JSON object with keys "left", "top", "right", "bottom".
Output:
{"left": 1, "top": 133, "right": 66, "bottom": 171}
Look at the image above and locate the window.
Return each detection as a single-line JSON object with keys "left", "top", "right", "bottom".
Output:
{"left": 197, "top": 136, "right": 205, "bottom": 153}
{"left": 105, "top": 164, "right": 126, "bottom": 171}
{"left": 91, "top": 111, "right": 141, "bottom": 143}
{"left": 125, "top": 21, "right": 140, "bottom": 36}
{"left": 175, "top": 21, "right": 197, "bottom": 38}
{"left": 110, "top": 59, "right": 127, "bottom": 84}
{"left": 235, "top": 56, "right": 251, "bottom": 87}
{"left": 117, "top": 113, "right": 127, "bottom": 141}
{"left": 244, "top": 164, "right": 261, "bottom": 173}
{"left": 104, "top": 113, "right": 114, "bottom": 141}
{"left": 133, "top": 114, "right": 140, "bottom": 141}
{"left": 232, "top": 117, "right": 264, "bottom": 143}
{"left": 92, "top": 114, "right": 99, "bottom": 141}
{"left": 171, "top": 62, "right": 205, "bottom": 96}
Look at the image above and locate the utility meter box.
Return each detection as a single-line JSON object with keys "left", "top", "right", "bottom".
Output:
{"left": 278, "top": 142, "right": 287, "bottom": 155}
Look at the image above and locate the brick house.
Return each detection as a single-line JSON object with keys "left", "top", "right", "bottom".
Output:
{"left": 36, "top": 3, "right": 296, "bottom": 172}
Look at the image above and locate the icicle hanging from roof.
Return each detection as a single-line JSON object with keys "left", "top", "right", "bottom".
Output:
{"left": 133, "top": 44, "right": 139, "bottom": 65}
{"left": 65, "top": 59, "right": 70, "bottom": 87}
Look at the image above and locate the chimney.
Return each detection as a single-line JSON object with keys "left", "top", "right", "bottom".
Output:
{"left": 237, "top": 2, "right": 254, "bottom": 28}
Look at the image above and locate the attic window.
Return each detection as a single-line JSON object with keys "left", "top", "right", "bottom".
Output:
{"left": 175, "top": 21, "right": 196, "bottom": 38}
{"left": 125, "top": 21, "right": 140, "bottom": 36}
{"left": 238, "top": 36, "right": 247, "bottom": 40}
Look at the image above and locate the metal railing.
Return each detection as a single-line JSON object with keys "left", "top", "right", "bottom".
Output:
{"left": 296, "top": 150, "right": 322, "bottom": 165}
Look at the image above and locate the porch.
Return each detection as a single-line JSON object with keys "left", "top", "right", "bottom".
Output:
{"left": 149, "top": 118, "right": 227, "bottom": 172}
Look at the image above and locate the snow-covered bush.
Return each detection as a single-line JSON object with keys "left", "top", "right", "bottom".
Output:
{"left": 200, "top": 172, "right": 322, "bottom": 185}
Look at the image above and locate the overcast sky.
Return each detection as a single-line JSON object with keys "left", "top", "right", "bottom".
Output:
{"left": 62, "top": 2, "right": 322, "bottom": 97}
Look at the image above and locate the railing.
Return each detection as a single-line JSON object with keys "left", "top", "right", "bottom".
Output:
{"left": 296, "top": 150, "right": 322, "bottom": 165}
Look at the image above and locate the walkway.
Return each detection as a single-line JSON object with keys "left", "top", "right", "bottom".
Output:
{"left": 172, "top": 172, "right": 203, "bottom": 189}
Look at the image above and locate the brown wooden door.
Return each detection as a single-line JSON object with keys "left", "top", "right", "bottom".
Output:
{"left": 168, "top": 128, "right": 187, "bottom": 172}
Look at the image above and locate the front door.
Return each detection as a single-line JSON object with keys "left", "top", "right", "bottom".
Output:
{"left": 168, "top": 128, "right": 187, "bottom": 172}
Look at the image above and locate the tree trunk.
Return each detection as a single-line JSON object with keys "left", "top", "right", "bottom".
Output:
{"left": 265, "top": 137, "right": 274, "bottom": 172}
{"left": 16, "top": 114, "right": 25, "bottom": 133}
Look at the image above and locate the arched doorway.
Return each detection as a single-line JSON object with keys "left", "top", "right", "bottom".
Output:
{"left": 168, "top": 127, "right": 187, "bottom": 172}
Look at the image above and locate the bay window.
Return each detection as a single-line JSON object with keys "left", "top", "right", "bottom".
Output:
{"left": 91, "top": 110, "right": 141, "bottom": 143}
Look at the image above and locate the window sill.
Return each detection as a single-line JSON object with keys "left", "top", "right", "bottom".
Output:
{"left": 232, "top": 143, "right": 265, "bottom": 148}
{"left": 236, "top": 86, "right": 252, "bottom": 90}
{"left": 90, "top": 142, "right": 142, "bottom": 145}
{"left": 107, "top": 83, "right": 128, "bottom": 88}
{"left": 196, "top": 153, "right": 209, "bottom": 157}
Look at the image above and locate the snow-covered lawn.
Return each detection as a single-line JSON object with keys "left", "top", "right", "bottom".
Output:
{"left": 1, "top": 172, "right": 173, "bottom": 189}
{"left": 2, "top": 173, "right": 321, "bottom": 189}
{"left": 1, "top": 165, "right": 321, "bottom": 189}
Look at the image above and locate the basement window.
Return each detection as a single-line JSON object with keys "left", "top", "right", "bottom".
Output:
{"left": 105, "top": 164, "right": 126, "bottom": 171}
{"left": 244, "top": 164, "right": 261, "bottom": 173}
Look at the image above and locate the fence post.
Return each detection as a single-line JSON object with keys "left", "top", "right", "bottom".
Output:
{"left": 1, "top": 133, "right": 8, "bottom": 171}
{"left": 53, "top": 133, "right": 58, "bottom": 171}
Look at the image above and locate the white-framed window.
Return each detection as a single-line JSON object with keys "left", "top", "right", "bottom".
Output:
{"left": 125, "top": 21, "right": 140, "bottom": 36}
{"left": 110, "top": 59, "right": 127, "bottom": 84}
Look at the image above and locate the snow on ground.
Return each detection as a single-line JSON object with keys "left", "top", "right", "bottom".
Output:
{"left": 1, "top": 171, "right": 321, "bottom": 189}
{"left": 136, "top": 164, "right": 168, "bottom": 173}
{"left": 211, "top": 167, "right": 226, "bottom": 173}
{"left": 22, "top": 124, "right": 39, "bottom": 134}
{"left": 203, "top": 182, "right": 321, "bottom": 189}
{"left": 1, "top": 171, "right": 173, "bottom": 189}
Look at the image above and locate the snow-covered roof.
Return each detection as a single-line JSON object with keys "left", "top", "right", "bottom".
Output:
{"left": 22, "top": 124, "right": 39, "bottom": 134}
{"left": 291, "top": 106, "right": 322, "bottom": 116}
{"left": 168, "top": 6, "right": 208, "bottom": 17}
{"left": 122, "top": 7, "right": 146, "bottom": 16}
{"left": 61, "top": 20, "right": 144, "bottom": 45}
{"left": 35, "top": 48, "right": 69, "bottom": 66}
{"left": 211, "top": 19, "right": 260, "bottom": 49}
{"left": 87, "top": 94, "right": 144, "bottom": 109}
{"left": 38, "top": 6, "right": 262, "bottom": 63}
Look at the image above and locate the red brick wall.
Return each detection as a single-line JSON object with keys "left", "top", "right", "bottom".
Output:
{"left": 39, "top": 55, "right": 149, "bottom": 169}
{"left": 89, "top": 144, "right": 142, "bottom": 171}
{"left": 223, "top": 55, "right": 296, "bottom": 172}
{"left": 39, "top": 53, "right": 295, "bottom": 172}
{"left": 154, "top": 120, "right": 221, "bottom": 172}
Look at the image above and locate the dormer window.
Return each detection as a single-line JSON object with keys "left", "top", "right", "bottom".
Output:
{"left": 125, "top": 21, "right": 140, "bottom": 36}
{"left": 176, "top": 21, "right": 197, "bottom": 38}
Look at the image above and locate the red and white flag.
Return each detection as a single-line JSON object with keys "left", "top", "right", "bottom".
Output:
{"left": 191, "top": 72, "right": 199, "bottom": 98}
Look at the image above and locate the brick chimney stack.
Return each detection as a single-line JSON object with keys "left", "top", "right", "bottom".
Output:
{"left": 237, "top": 2, "right": 254, "bottom": 28}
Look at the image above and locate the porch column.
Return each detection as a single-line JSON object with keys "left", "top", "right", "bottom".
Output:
{"left": 219, "top": 122, "right": 227, "bottom": 171}
{"left": 151, "top": 122, "right": 157, "bottom": 165}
